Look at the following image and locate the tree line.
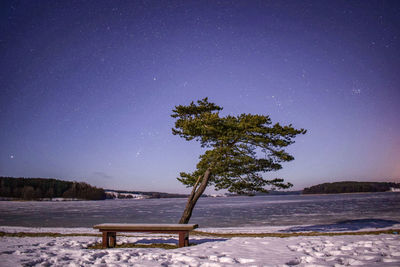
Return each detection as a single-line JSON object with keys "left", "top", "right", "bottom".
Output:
{"left": 303, "top": 181, "right": 400, "bottom": 194}
{"left": 0, "top": 177, "right": 106, "bottom": 200}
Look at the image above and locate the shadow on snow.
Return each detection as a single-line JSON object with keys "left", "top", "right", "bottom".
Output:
{"left": 134, "top": 237, "right": 228, "bottom": 245}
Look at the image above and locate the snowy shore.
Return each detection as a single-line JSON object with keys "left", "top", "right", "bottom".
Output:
{"left": 1, "top": 226, "right": 400, "bottom": 266}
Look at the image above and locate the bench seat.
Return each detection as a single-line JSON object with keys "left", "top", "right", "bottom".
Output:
{"left": 93, "top": 223, "right": 198, "bottom": 248}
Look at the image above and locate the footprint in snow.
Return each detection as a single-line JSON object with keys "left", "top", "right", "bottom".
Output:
{"left": 91, "top": 252, "right": 108, "bottom": 259}
{"left": 286, "top": 258, "right": 301, "bottom": 265}
{"left": 0, "top": 250, "right": 14, "bottom": 255}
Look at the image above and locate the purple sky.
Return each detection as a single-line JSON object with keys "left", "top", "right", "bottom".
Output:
{"left": 1, "top": 0, "right": 399, "bottom": 193}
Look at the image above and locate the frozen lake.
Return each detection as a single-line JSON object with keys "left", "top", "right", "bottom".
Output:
{"left": 0, "top": 192, "right": 399, "bottom": 228}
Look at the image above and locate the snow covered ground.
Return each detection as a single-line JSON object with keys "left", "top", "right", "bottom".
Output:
{"left": 1, "top": 226, "right": 400, "bottom": 266}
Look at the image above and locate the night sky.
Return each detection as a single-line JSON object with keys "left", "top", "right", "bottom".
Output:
{"left": 1, "top": 0, "right": 399, "bottom": 193}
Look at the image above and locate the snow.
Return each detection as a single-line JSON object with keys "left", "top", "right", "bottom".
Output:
{"left": 1, "top": 226, "right": 400, "bottom": 266}
{"left": 105, "top": 191, "right": 150, "bottom": 199}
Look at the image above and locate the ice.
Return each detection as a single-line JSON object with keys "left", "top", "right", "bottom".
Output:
{"left": 1, "top": 193, "right": 400, "bottom": 228}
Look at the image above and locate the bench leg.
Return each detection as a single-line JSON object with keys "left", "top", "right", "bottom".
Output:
{"left": 178, "top": 232, "right": 189, "bottom": 247}
{"left": 102, "top": 232, "right": 108, "bottom": 248}
{"left": 109, "top": 232, "right": 116, "bottom": 247}
{"left": 102, "top": 231, "right": 117, "bottom": 248}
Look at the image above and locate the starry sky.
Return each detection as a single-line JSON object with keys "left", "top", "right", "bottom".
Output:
{"left": 1, "top": 0, "right": 399, "bottom": 193}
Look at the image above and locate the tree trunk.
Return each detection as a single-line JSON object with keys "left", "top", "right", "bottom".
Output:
{"left": 179, "top": 168, "right": 211, "bottom": 224}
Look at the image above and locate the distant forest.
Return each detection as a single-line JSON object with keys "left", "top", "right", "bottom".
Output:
{"left": 0, "top": 177, "right": 106, "bottom": 200}
{"left": 303, "top": 181, "right": 400, "bottom": 194}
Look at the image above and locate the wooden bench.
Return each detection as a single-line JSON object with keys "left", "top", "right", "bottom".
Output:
{"left": 93, "top": 223, "right": 198, "bottom": 248}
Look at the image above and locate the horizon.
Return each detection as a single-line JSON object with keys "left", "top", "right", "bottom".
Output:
{"left": 1, "top": 1, "right": 399, "bottom": 194}
{"left": 2, "top": 176, "right": 400, "bottom": 195}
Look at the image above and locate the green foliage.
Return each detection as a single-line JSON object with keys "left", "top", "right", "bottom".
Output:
{"left": 303, "top": 181, "right": 400, "bottom": 194}
{"left": 172, "top": 98, "right": 306, "bottom": 195}
{"left": 0, "top": 177, "right": 106, "bottom": 200}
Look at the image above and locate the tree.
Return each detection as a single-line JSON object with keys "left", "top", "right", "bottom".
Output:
{"left": 22, "top": 186, "right": 35, "bottom": 200}
{"left": 172, "top": 98, "right": 307, "bottom": 224}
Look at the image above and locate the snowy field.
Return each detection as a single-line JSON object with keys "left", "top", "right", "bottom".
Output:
{"left": 1, "top": 226, "right": 400, "bottom": 266}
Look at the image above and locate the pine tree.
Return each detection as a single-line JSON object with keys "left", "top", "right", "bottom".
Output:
{"left": 172, "top": 98, "right": 306, "bottom": 223}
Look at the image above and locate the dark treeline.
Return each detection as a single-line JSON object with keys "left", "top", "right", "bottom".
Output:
{"left": 0, "top": 177, "right": 106, "bottom": 200}
{"left": 303, "top": 181, "right": 400, "bottom": 194}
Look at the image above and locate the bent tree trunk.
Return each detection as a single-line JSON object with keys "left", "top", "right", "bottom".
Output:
{"left": 179, "top": 168, "right": 211, "bottom": 224}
